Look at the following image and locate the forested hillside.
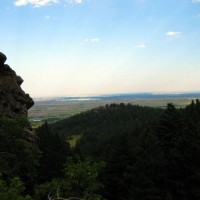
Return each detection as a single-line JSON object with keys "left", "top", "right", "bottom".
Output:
{"left": 50, "top": 103, "right": 163, "bottom": 160}
{"left": 1, "top": 100, "right": 200, "bottom": 199}
{"left": 50, "top": 100, "right": 200, "bottom": 199}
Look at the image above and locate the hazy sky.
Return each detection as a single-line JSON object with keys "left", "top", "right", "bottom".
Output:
{"left": 1, "top": 0, "right": 200, "bottom": 97}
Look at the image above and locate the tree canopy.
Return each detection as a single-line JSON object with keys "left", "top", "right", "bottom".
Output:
{"left": 1, "top": 100, "right": 200, "bottom": 199}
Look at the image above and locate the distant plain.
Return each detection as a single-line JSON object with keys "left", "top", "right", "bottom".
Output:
{"left": 28, "top": 93, "right": 200, "bottom": 127}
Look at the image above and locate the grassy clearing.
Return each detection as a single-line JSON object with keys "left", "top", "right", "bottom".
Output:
{"left": 67, "top": 134, "right": 82, "bottom": 148}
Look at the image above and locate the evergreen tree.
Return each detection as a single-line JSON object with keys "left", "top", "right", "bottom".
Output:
{"left": 0, "top": 117, "right": 40, "bottom": 192}
{"left": 36, "top": 122, "right": 72, "bottom": 183}
{"left": 0, "top": 176, "right": 32, "bottom": 200}
{"left": 35, "top": 156, "right": 105, "bottom": 200}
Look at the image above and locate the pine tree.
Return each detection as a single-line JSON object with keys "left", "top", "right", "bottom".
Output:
{"left": 155, "top": 103, "right": 187, "bottom": 199}
{"left": 36, "top": 122, "right": 72, "bottom": 183}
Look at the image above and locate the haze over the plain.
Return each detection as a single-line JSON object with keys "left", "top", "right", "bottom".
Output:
{"left": 1, "top": 0, "right": 200, "bottom": 97}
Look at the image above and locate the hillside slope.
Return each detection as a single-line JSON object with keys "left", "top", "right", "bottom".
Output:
{"left": 48, "top": 101, "right": 200, "bottom": 200}
{"left": 50, "top": 103, "right": 163, "bottom": 160}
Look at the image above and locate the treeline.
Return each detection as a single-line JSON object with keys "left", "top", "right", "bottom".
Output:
{"left": 0, "top": 119, "right": 105, "bottom": 199}
{"left": 50, "top": 103, "right": 163, "bottom": 160}
{"left": 1, "top": 100, "right": 200, "bottom": 199}
{"left": 50, "top": 100, "right": 200, "bottom": 199}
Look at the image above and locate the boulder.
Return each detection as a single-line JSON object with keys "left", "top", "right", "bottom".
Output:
{"left": 16, "top": 76, "right": 24, "bottom": 85}
{"left": 0, "top": 52, "right": 7, "bottom": 67}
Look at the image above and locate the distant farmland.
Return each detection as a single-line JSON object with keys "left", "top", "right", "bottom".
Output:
{"left": 29, "top": 93, "right": 200, "bottom": 127}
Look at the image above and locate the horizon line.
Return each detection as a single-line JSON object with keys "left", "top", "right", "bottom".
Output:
{"left": 32, "top": 91, "right": 200, "bottom": 99}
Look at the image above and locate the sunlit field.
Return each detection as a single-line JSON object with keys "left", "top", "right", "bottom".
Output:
{"left": 29, "top": 96, "right": 197, "bottom": 127}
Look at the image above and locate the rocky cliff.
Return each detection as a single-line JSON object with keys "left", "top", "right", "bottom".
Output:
{"left": 0, "top": 52, "right": 35, "bottom": 139}
{"left": 0, "top": 52, "right": 34, "bottom": 118}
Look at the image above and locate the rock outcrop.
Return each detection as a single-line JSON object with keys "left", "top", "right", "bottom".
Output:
{"left": 0, "top": 52, "right": 35, "bottom": 139}
{"left": 0, "top": 52, "right": 34, "bottom": 118}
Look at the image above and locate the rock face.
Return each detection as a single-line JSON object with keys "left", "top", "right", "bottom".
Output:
{"left": 0, "top": 52, "right": 35, "bottom": 139}
{"left": 0, "top": 52, "right": 34, "bottom": 118}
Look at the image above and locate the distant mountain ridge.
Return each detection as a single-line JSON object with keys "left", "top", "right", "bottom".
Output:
{"left": 34, "top": 92, "right": 200, "bottom": 102}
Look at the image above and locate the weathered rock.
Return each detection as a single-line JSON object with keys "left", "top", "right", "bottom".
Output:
{"left": 0, "top": 52, "right": 35, "bottom": 140}
{"left": 23, "top": 127, "right": 36, "bottom": 141}
{"left": 16, "top": 76, "right": 24, "bottom": 85}
{"left": 0, "top": 52, "right": 7, "bottom": 67}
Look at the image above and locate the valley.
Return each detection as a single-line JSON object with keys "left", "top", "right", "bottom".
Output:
{"left": 29, "top": 93, "right": 200, "bottom": 127}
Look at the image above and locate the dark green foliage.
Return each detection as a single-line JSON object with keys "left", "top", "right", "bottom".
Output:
{"left": 35, "top": 122, "right": 72, "bottom": 183}
{"left": 1, "top": 101, "right": 200, "bottom": 200}
{"left": 0, "top": 175, "right": 32, "bottom": 200}
{"left": 35, "top": 156, "right": 105, "bottom": 200}
{"left": 50, "top": 102, "right": 200, "bottom": 200}
{"left": 50, "top": 104, "right": 163, "bottom": 161}
{"left": 0, "top": 117, "right": 40, "bottom": 189}
{"left": 63, "top": 156, "right": 105, "bottom": 199}
{"left": 50, "top": 104, "right": 164, "bottom": 199}
{"left": 127, "top": 102, "right": 200, "bottom": 200}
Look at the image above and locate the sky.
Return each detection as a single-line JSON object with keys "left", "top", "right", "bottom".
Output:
{"left": 1, "top": 0, "right": 200, "bottom": 97}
